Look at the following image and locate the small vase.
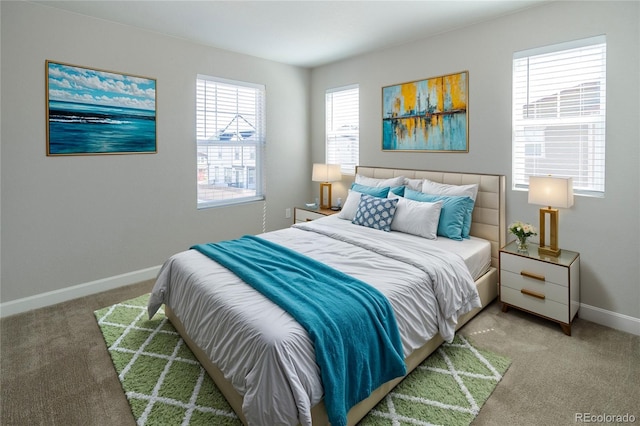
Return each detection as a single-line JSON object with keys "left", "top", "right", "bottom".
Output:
{"left": 516, "top": 238, "right": 529, "bottom": 253}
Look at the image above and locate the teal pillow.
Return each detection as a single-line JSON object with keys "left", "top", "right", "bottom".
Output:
{"left": 350, "top": 183, "right": 390, "bottom": 198}
{"left": 389, "top": 186, "right": 405, "bottom": 197}
{"left": 404, "top": 189, "right": 473, "bottom": 240}
{"left": 352, "top": 194, "right": 398, "bottom": 232}
{"left": 461, "top": 202, "right": 474, "bottom": 239}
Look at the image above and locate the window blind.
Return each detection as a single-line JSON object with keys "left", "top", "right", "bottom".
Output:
{"left": 512, "top": 35, "right": 606, "bottom": 196}
{"left": 326, "top": 85, "right": 359, "bottom": 175}
{"left": 196, "top": 75, "right": 265, "bottom": 208}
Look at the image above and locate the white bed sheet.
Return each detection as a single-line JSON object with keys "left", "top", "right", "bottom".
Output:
{"left": 148, "top": 219, "right": 484, "bottom": 425}
{"left": 322, "top": 214, "right": 491, "bottom": 280}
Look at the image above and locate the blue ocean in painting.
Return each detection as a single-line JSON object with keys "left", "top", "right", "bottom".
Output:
{"left": 382, "top": 113, "right": 467, "bottom": 151}
{"left": 48, "top": 100, "right": 156, "bottom": 154}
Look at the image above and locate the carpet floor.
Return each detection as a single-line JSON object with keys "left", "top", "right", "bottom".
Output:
{"left": 94, "top": 294, "right": 510, "bottom": 425}
{"left": 2, "top": 280, "right": 638, "bottom": 426}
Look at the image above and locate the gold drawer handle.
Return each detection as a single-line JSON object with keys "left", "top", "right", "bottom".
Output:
{"left": 305, "top": 218, "right": 313, "bottom": 221}
{"left": 521, "top": 288, "right": 546, "bottom": 300}
{"left": 520, "top": 270, "right": 545, "bottom": 281}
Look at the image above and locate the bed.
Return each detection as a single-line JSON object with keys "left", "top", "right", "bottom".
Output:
{"left": 148, "top": 166, "right": 506, "bottom": 425}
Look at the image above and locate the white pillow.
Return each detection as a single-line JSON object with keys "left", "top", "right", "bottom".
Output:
{"left": 337, "top": 190, "right": 362, "bottom": 220}
{"left": 355, "top": 174, "right": 405, "bottom": 188}
{"left": 421, "top": 179, "right": 479, "bottom": 201}
{"left": 404, "top": 177, "right": 424, "bottom": 191}
{"left": 391, "top": 198, "right": 443, "bottom": 240}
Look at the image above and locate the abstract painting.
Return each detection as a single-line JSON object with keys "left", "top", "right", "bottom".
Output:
{"left": 46, "top": 60, "right": 156, "bottom": 156}
{"left": 382, "top": 71, "right": 468, "bottom": 152}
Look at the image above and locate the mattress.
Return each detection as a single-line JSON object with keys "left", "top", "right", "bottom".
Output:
{"left": 148, "top": 217, "right": 487, "bottom": 425}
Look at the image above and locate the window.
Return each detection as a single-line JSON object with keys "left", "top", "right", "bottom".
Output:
{"left": 512, "top": 35, "right": 606, "bottom": 197}
{"left": 196, "top": 75, "right": 265, "bottom": 208}
{"left": 326, "top": 85, "right": 359, "bottom": 175}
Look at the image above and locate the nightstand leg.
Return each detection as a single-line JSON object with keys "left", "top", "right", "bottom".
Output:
{"left": 560, "top": 323, "right": 571, "bottom": 336}
{"left": 501, "top": 303, "right": 509, "bottom": 313}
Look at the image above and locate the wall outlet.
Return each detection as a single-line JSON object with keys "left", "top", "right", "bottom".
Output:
{"left": 285, "top": 208, "right": 291, "bottom": 219}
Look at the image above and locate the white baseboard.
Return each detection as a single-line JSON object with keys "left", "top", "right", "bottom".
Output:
{"left": 2, "top": 269, "right": 639, "bottom": 337}
{"left": 0, "top": 266, "right": 161, "bottom": 318}
{"left": 579, "top": 303, "right": 640, "bottom": 336}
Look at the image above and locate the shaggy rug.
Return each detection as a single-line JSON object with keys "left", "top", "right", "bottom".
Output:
{"left": 95, "top": 294, "right": 510, "bottom": 425}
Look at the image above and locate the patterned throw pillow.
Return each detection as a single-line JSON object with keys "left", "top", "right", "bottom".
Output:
{"left": 352, "top": 194, "right": 399, "bottom": 232}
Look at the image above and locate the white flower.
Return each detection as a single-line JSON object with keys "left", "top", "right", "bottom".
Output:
{"left": 508, "top": 221, "right": 537, "bottom": 239}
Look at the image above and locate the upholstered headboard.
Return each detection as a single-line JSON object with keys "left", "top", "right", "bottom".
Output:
{"left": 355, "top": 166, "right": 506, "bottom": 269}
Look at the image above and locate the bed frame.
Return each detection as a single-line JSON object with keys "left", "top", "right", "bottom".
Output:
{"left": 166, "top": 166, "right": 506, "bottom": 425}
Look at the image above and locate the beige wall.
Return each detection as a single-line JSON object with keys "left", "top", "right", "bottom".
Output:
{"left": 311, "top": 1, "right": 640, "bottom": 322}
{"left": 0, "top": 1, "right": 310, "bottom": 304}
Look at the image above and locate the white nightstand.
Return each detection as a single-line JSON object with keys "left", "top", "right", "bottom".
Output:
{"left": 500, "top": 241, "right": 580, "bottom": 335}
{"left": 293, "top": 206, "right": 339, "bottom": 223}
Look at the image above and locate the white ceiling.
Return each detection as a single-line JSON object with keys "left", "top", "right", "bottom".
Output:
{"left": 36, "top": 0, "right": 550, "bottom": 68}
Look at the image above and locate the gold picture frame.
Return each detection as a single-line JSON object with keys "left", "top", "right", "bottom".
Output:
{"left": 46, "top": 60, "right": 157, "bottom": 156}
{"left": 382, "top": 71, "right": 468, "bottom": 152}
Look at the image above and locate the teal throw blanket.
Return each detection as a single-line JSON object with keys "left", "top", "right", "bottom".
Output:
{"left": 191, "top": 235, "right": 406, "bottom": 426}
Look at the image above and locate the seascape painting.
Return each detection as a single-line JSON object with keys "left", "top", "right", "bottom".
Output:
{"left": 382, "top": 71, "right": 468, "bottom": 152}
{"left": 46, "top": 61, "right": 156, "bottom": 156}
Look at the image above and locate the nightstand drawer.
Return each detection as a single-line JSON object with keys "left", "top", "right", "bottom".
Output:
{"left": 501, "top": 253, "right": 569, "bottom": 287}
{"left": 501, "top": 286, "right": 568, "bottom": 323}
{"left": 294, "top": 208, "right": 326, "bottom": 223}
{"left": 501, "top": 270, "right": 567, "bottom": 305}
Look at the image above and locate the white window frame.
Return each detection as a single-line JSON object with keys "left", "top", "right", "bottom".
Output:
{"left": 196, "top": 75, "right": 265, "bottom": 209}
{"left": 326, "top": 84, "right": 359, "bottom": 175}
{"left": 512, "top": 35, "right": 606, "bottom": 197}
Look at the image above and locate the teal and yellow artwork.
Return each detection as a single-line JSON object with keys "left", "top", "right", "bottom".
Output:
{"left": 382, "top": 71, "right": 468, "bottom": 152}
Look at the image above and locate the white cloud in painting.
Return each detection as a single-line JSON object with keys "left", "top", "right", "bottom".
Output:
{"left": 47, "top": 62, "right": 156, "bottom": 111}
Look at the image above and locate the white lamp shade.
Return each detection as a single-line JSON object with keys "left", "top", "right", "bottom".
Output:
{"left": 312, "top": 163, "right": 341, "bottom": 182}
{"left": 528, "top": 176, "right": 574, "bottom": 208}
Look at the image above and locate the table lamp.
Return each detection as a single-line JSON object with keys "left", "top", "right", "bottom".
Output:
{"left": 312, "top": 163, "right": 341, "bottom": 209}
{"left": 528, "top": 175, "right": 574, "bottom": 257}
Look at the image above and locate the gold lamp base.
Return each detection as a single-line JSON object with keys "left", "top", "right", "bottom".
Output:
{"left": 538, "top": 245, "right": 561, "bottom": 257}
{"left": 538, "top": 206, "right": 561, "bottom": 257}
{"left": 319, "top": 182, "right": 332, "bottom": 209}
